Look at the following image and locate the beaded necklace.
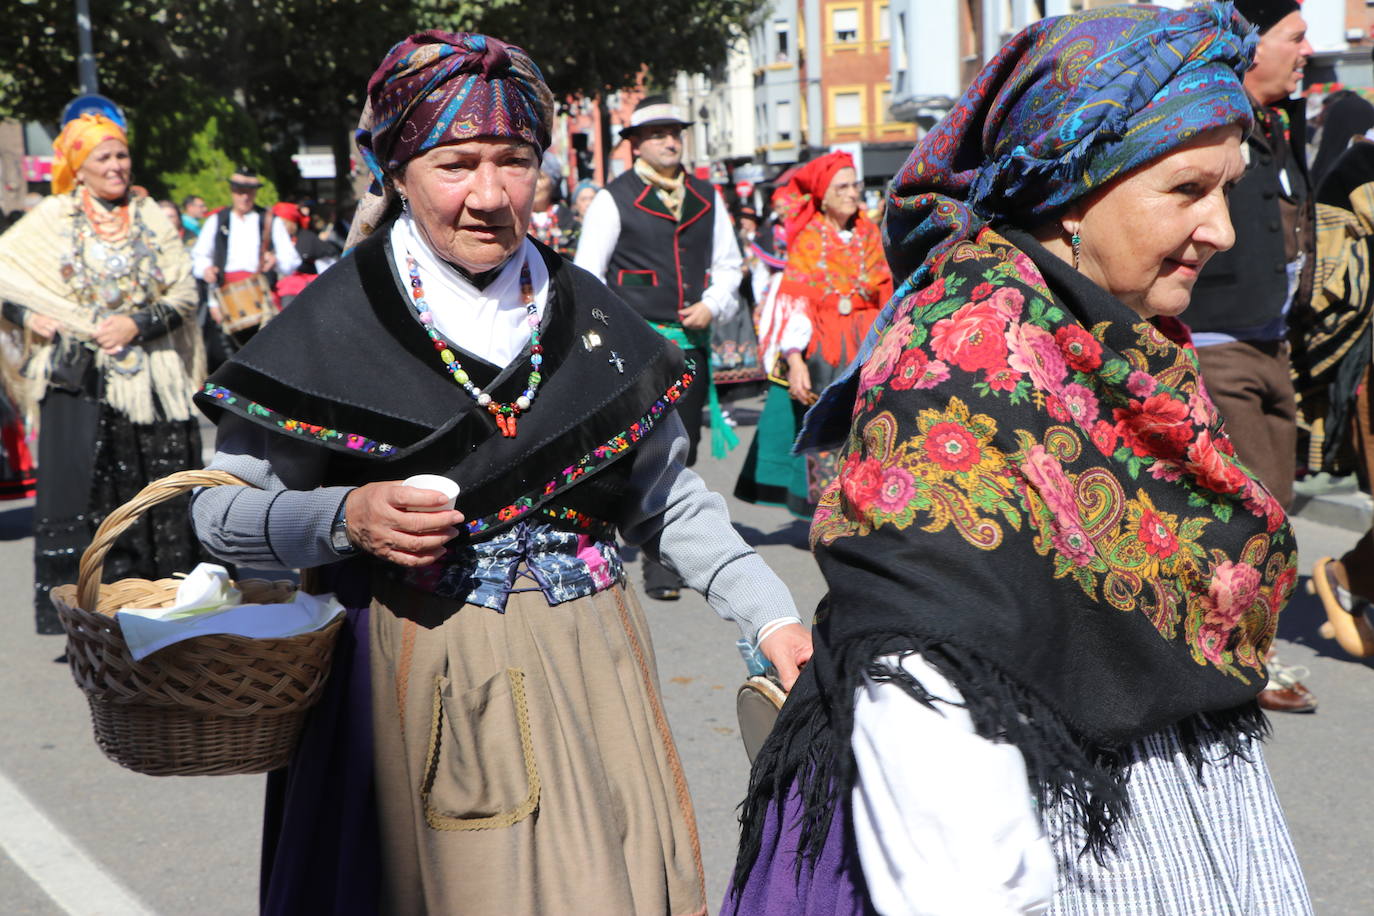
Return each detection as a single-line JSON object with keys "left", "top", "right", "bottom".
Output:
{"left": 406, "top": 254, "right": 543, "bottom": 438}
{"left": 815, "top": 218, "right": 871, "bottom": 316}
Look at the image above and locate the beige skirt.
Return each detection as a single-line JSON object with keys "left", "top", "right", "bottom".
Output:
{"left": 369, "top": 576, "right": 707, "bottom": 916}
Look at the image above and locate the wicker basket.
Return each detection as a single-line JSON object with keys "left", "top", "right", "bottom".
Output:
{"left": 50, "top": 469, "right": 343, "bottom": 776}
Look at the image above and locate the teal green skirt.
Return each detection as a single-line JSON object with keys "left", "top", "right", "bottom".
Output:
{"left": 734, "top": 384, "right": 818, "bottom": 520}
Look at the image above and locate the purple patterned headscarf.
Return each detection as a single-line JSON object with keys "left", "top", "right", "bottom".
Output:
{"left": 356, "top": 30, "right": 554, "bottom": 189}
{"left": 800, "top": 2, "right": 1258, "bottom": 448}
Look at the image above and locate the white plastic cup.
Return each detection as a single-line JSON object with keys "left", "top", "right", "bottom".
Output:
{"left": 402, "top": 474, "right": 460, "bottom": 511}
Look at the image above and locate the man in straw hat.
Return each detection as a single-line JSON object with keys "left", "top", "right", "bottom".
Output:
{"left": 576, "top": 94, "right": 747, "bottom": 600}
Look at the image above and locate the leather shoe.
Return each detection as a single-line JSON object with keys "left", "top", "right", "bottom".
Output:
{"left": 1258, "top": 682, "right": 1317, "bottom": 714}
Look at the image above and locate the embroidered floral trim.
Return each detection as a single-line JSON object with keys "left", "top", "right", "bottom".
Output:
{"left": 466, "top": 504, "right": 613, "bottom": 536}
{"left": 465, "top": 369, "right": 694, "bottom": 533}
{"left": 201, "top": 383, "right": 397, "bottom": 455}
{"left": 205, "top": 369, "right": 692, "bottom": 531}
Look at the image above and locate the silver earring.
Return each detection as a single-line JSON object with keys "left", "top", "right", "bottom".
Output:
{"left": 1071, "top": 231, "right": 1081, "bottom": 271}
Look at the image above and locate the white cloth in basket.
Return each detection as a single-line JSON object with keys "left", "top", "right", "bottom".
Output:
{"left": 116, "top": 564, "right": 343, "bottom": 661}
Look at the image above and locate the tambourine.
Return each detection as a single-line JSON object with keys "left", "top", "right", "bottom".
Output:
{"left": 736, "top": 672, "right": 787, "bottom": 763}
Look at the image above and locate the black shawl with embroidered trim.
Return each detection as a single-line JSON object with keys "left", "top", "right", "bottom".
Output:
{"left": 734, "top": 228, "right": 1298, "bottom": 883}
{"left": 195, "top": 224, "right": 692, "bottom": 537}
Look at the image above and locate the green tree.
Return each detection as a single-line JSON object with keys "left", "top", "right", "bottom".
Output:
{"left": 0, "top": 0, "right": 767, "bottom": 199}
{"left": 436, "top": 0, "right": 768, "bottom": 172}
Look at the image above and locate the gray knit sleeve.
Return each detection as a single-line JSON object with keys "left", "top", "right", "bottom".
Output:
{"left": 617, "top": 414, "right": 801, "bottom": 642}
{"left": 190, "top": 415, "right": 355, "bottom": 570}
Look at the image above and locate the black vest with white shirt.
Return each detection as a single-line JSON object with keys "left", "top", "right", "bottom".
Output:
{"left": 604, "top": 169, "right": 716, "bottom": 325}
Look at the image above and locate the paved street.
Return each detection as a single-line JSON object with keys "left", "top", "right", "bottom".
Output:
{"left": 0, "top": 399, "right": 1370, "bottom": 914}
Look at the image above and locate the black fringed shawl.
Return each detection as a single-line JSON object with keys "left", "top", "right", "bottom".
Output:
{"left": 733, "top": 227, "right": 1297, "bottom": 884}
{"left": 195, "top": 225, "right": 691, "bottom": 539}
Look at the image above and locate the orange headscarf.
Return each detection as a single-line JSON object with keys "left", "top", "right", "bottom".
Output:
{"left": 51, "top": 114, "right": 128, "bottom": 195}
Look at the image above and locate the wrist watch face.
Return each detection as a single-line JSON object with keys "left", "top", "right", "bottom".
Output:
{"left": 330, "top": 520, "right": 352, "bottom": 552}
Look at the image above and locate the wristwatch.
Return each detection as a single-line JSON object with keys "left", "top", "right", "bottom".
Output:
{"left": 330, "top": 496, "right": 357, "bottom": 555}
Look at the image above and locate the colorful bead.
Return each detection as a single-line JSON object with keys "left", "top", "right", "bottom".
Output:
{"left": 407, "top": 254, "right": 543, "bottom": 438}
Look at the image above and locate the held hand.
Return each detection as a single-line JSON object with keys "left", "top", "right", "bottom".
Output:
{"left": 27, "top": 313, "right": 61, "bottom": 341}
{"left": 677, "top": 301, "right": 712, "bottom": 330}
{"left": 758, "top": 623, "right": 813, "bottom": 692}
{"left": 92, "top": 315, "right": 139, "bottom": 354}
{"left": 260, "top": 250, "right": 277, "bottom": 273}
{"left": 786, "top": 353, "right": 814, "bottom": 405}
{"left": 209, "top": 304, "right": 223, "bottom": 324}
{"left": 204, "top": 265, "right": 220, "bottom": 286}
{"left": 344, "top": 482, "right": 465, "bottom": 567}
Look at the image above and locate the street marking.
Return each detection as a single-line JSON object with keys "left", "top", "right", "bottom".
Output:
{"left": 0, "top": 767, "right": 154, "bottom": 915}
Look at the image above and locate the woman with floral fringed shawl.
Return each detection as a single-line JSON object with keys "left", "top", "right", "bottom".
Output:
{"left": 726, "top": 5, "right": 1311, "bottom": 914}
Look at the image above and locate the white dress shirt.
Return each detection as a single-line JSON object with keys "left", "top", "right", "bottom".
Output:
{"left": 851, "top": 652, "right": 1057, "bottom": 915}
{"left": 192, "top": 208, "right": 301, "bottom": 279}
{"left": 574, "top": 177, "right": 742, "bottom": 323}
{"left": 388, "top": 212, "right": 550, "bottom": 367}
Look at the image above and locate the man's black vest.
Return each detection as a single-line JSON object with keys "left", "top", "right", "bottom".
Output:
{"left": 1189, "top": 97, "right": 1312, "bottom": 335}
{"left": 604, "top": 169, "right": 716, "bottom": 324}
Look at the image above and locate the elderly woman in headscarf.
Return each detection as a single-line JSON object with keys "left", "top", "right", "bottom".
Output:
{"left": 188, "top": 31, "right": 810, "bottom": 915}
{"left": 0, "top": 113, "right": 203, "bottom": 636}
{"left": 736, "top": 152, "right": 893, "bottom": 517}
{"left": 727, "top": 6, "right": 1310, "bottom": 914}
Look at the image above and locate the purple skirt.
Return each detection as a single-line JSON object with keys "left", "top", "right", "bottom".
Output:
{"left": 722, "top": 786, "right": 877, "bottom": 916}
{"left": 260, "top": 564, "right": 380, "bottom": 915}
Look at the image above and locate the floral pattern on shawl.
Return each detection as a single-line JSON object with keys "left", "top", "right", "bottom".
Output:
{"left": 812, "top": 229, "right": 1295, "bottom": 681}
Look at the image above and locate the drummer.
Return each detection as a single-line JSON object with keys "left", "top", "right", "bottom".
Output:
{"left": 190, "top": 167, "right": 301, "bottom": 310}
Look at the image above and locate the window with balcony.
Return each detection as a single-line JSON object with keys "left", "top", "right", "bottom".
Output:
{"left": 832, "top": 8, "right": 859, "bottom": 43}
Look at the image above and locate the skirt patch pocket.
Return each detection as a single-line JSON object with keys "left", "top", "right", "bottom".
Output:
{"left": 421, "top": 668, "right": 540, "bottom": 830}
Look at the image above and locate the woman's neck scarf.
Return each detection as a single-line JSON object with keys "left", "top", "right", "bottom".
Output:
{"left": 348, "top": 31, "right": 554, "bottom": 247}
{"left": 51, "top": 114, "right": 127, "bottom": 196}
{"left": 735, "top": 3, "right": 1275, "bottom": 884}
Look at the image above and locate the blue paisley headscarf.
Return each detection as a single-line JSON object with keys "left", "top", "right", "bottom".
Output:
{"left": 801, "top": 2, "right": 1257, "bottom": 447}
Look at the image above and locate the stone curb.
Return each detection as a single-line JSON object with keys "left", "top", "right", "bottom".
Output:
{"left": 1292, "top": 490, "right": 1373, "bottom": 534}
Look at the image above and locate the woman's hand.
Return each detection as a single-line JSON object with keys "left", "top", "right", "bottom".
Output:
{"left": 786, "top": 352, "right": 814, "bottom": 405}
{"left": 26, "top": 313, "right": 61, "bottom": 341}
{"left": 344, "top": 482, "right": 465, "bottom": 567}
{"left": 92, "top": 314, "right": 139, "bottom": 354}
{"left": 759, "top": 623, "right": 813, "bottom": 691}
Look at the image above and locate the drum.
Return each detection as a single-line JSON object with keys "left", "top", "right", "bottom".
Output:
{"left": 213, "top": 274, "right": 275, "bottom": 337}
{"left": 736, "top": 673, "right": 787, "bottom": 763}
